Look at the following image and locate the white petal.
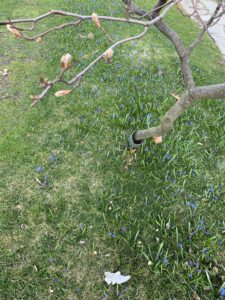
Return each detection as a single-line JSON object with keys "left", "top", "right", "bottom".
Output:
{"left": 104, "top": 271, "right": 131, "bottom": 285}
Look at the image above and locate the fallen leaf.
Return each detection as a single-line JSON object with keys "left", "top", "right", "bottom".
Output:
{"left": 30, "top": 95, "right": 41, "bottom": 100}
{"left": 39, "top": 77, "right": 48, "bottom": 88}
{"left": 153, "top": 136, "right": 162, "bottom": 144}
{"left": 128, "top": 148, "right": 137, "bottom": 155}
{"left": 79, "top": 240, "right": 86, "bottom": 245}
{"left": 55, "top": 90, "right": 72, "bottom": 97}
{"left": 6, "top": 24, "right": 22, "bottom": 38}
{"left": 193, "top": 292, "right": 201, "bottom": 300}
{"left": 0, "top": 68, "right": 8, "bottom": 78}
{"left": 171, "top": 93, "right": 181, "bottom": 101}
{"left": 104, "top": 272, "right": 131, "bottom": 285}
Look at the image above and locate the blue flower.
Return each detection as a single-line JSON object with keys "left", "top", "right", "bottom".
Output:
{"left": 220, "top": 287, "right": 225, "bottom": 297}
{"left": 218, "top": 240, "right": 223, "bottom": 246}
{"left": 49, "top": 154, "right": 55, "bottom": 162}
{"left": 43, "top": 175, "right": 48, "bottom": 187}
{"left": 178, "top": 243, "right": 183, "bottom": 249}
{"left": 96, "top": 106, "right": 102, "bottom": 113}
{"left": 189, "top": 231, "right": 196, "bottom": 239}
{"left": 147, "top": 113, "right": 152, "bottom": 119}
{"left": 207, "top": 187, "right": 214, "bottom": 193}
{"left": 197, "top": 219, "right": 204, "bottom": 230}
{"left": 108, "top": 232, "right": 116, "bottom": 238}
{"left": 36, "top": 166, "right": 42, "bottom": 173}
{"left": 162, "top": 154, "right": 172, "bottom": 163}
{"left": 163, "top": 258, "right": 169, "bottom": 265}
{"left": 186, "top": 201, "right": 198, "bottom": 209}
{"left": 121, "top": 226, "right": 127, "bottom": 232}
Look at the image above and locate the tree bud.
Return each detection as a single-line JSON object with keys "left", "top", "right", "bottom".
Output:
{"left": 92, "top": 13, "right": 101, "bottom": 28}
{"left": 103, "top": 48, "right": 113, "bottom": 64}
{"left": 60, "top": 53, "right": 72, "bottom": 70}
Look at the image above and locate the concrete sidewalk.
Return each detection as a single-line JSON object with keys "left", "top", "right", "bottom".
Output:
{"left": 181, "top": 0, "right": 225, "bottom": 56}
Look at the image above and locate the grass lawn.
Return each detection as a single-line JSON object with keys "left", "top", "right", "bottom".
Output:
{"left": 0, "top": 0, "right": 225, "bottom": 299}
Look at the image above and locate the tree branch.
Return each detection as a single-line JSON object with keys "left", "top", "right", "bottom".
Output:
{"left": 123, "top": 0, "right": 195, "bottom": 90}
{"left": 133, "top": 82, "right": 225, "bottom": 142}
{"left": 188, "top": 2, "right": 224, "bottom": 54}
{"left": 0, "top": 10, "right": 149, "bottom": 27}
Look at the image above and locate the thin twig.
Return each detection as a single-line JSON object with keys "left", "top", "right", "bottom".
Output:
{"left": 69, "top": 27, "right": 148, "bottom": 85}
{"left": 0, "top": 10, "right": 148, "bottom": 27}
{"left": 188, "top": 2, "right": 223, "bottom": 54}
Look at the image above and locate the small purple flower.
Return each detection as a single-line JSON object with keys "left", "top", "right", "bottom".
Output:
{"left": 189, "top": 231, "right": 196, "bottom": 240}
{"left": 162, "top": 154, "right": 172, "bottom": 163}
{"left": 221, "top": 287, "right": 225, "bottom": 297}
{"left": 163, "top": 258, "right": 169, "bottom": 265}
{"left": 36, "top": 166, "right": 42, "bottom": 173}
{"left": 186, "top": 201, "right": 198, "bottom": 209}
{"left": 207, "top": 187, "right": 214, "bottom": 193}
{"left": 121, "top": 226, "right": 127, "bottom": 232}
{"left": 108, "top": 232, "right": 116, "bottom": 238}
{"left": 96, "top": 106, "right": 102, "bottom": 113}
{"left": 178, "top": 243, "right": 183, "bottom": 249}
{"left": 165, "top": 170, "right": 169, "bottom": 181}
{"left": 197, "top": 219, "right": 204, "bottom": 230}
{"left": 147, "top": 113, "right": 152, "bottom": 119}
{"left": 202, "top": 248, "right": 209, "bottom": 254}
{"left": 43, "top": 175, "right": 48, "bottom": 187}
{"left": 49, "top": 154, "right": 55, "bottom": 162}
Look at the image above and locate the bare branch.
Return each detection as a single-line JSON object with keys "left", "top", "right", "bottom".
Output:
{"left": 188, "top": 2, "right": 223, "bottom": 54}
{"left": 69, "top": 26, "right": 148, "bottom": 85}
{"left": 191, "top": 83, "right": 225, "bottom": 100}
{"left": 134, "top": 91, "right": 192, "bottom": 140}
{"left": 0, "top": 10, "right": 149, "bottom": 27}
{"left": 29, "top": 26, "right": 149, "bottom": 105}
{"left": 13, "top": 1, "right": 178, "bottom": 104}
{"left": 133, "top": 82, "right": 225, "bottom": 142}
{"left": 22, "top": 20, "right": 82, "bottom": 41}
{"left": 123, "top": 0, "right": 195, "bottom": 89}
